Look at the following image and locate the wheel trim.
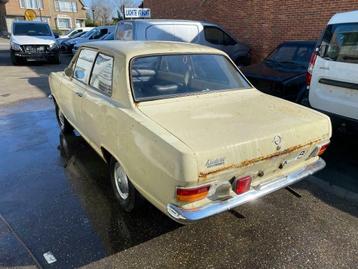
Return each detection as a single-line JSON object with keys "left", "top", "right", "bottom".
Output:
{"left": 114, "top": 163, "right": 129, "bottom": 200}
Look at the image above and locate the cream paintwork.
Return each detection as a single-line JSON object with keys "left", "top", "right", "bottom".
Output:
{"left": 49, "top": 41, "right": 332, "bottom": 217}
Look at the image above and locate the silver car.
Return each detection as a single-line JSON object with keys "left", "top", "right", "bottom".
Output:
{"left": 114, "top": 19, "right": 251, "bottom": 66}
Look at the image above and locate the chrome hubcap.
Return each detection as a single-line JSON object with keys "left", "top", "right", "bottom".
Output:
{"left": 114, "top": 163, "right": 129, "bottom": 200}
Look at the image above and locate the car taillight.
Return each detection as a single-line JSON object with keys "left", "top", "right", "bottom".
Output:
{"left": 234, "top": 176, "right": 252, "bottom": 194}
{"left": 318, "top": 143, "right": 330, "bottom": 156}
{"left": 306, "top": 52, "right": 317, "bottom": 88}
{"left": 176, "top": 185, "right": 210, "bottom": 202}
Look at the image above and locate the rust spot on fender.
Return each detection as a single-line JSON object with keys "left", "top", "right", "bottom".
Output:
{"left": 198, "top": 138, "right": 322, "bottom": 179}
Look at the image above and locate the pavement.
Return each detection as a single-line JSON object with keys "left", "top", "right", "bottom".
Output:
{"left": 0, "top": 48, "right": 357, "bottom": 268}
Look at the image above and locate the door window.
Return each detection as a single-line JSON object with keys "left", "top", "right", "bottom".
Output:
{"left": 204, "top": 26, "right": 236, "bottom": 46}
{"left": 320, "top": 23, "right": 358, "bottom": 64}
{"left": 73, "top": 49, "right": 97, "bottom": 84}
{"left": 90, "top": 53, "right": 114, "bottom": 96}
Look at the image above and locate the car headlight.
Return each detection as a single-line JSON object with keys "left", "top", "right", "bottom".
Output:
{"left": 10, "top": 42, "right": 22, "bottom": 51}
{"left": 49, "top": 43, "right": 59, "bottom": 50}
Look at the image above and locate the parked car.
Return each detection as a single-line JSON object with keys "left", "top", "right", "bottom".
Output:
{"left": 62, "top": 26, "right": 115, "bottom": 53}
{"left": 308, "top": 10, "right": 358, "bottom": 126}
{"left": 10, "top": 21, "right": 60, "bottom": 65}
{"left": 72, "top": 32, "right": 114, "bottom": 54}
{"left": 59, "top": 27, "right": 94, "bottom": 39}
{"left": 241, "top": 41, "right": 316, "bottom": 103}
{"left": 57, "top": 30, "right": 90, "bottom": 47}
{"left": 114, "top": 19, "right": 251, "bottom": 66}
{"left": 49, "top": 41, "right": 331, "bottom": 222}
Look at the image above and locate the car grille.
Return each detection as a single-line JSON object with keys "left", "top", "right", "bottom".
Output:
{"left": 21, "top": 45, "right": 48, "bottom": 53}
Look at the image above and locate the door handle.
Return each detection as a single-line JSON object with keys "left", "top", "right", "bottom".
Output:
{"left": 75, "top": 91, "right": 83, "bottom": 97}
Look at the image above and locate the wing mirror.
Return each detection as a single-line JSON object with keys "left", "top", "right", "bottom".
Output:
{"left": 64, "top": 67, "right": 73, "bottom": 77}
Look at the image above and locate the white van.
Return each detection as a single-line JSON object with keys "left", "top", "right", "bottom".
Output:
{"left": 308, "top": 10, "right": 358, "bottom": 124}
{"left": 114, "top": 19, "right": 251, "bottom": 66}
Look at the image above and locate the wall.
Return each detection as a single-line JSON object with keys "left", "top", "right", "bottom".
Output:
{"left": 145, "top": 0, "right": 358, "bottom": 62}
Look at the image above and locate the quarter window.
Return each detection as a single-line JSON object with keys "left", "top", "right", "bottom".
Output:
{"left": 204, "top": 26, "right": 236, "bottom": 46}
{"left": 90, "top": 54, "right": 114, "bottom": 96}
{"left": 73, "top": 49, "right": 97, "bottom": 84}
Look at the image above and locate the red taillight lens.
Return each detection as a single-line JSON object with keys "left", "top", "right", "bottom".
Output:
{"left": 318, "top": 143, "right": 330, "bottom": 156}
{"left": 306, "top": 52, "right": 317, "bottom": 87}
{"left": 176, "top": 185, "right": 210, "bottom": 202}
{"left": 234, "top": 176, "right": 252, "bottom": 194}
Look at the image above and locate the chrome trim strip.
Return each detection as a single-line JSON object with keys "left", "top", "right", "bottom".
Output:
{"left": 167, "top": 158, "right": 326, "bottom": 222}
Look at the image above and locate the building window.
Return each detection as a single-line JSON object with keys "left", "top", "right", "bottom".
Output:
{"left": 57, "top": 17, "right": 71, "bottom": 30}
{"left": 19, "top": 0, "right": 44, "bottom": 9}
{"left": 54, "top": 0, "right": 77, "bottom": 12}
{"left": 75, "top": 19, "right": 85, "bottom": 28}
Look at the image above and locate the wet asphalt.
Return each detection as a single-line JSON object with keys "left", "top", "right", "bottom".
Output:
{"left": 0, "top": 48, "right": 357, "bottom": 268}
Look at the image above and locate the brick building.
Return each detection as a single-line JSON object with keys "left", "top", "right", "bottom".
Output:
{"left": 0, "top": 0, "right": 87, "bottom": 33}
{"left": 145, "top": 0, "right": 358, "bottom": 62}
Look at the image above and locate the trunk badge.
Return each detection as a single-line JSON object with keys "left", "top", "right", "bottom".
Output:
{"left": 273, "top": 135, "right": 282, "bottom": 150}
{"left": 206, "top": 158, "right": 225, "bottom": 168}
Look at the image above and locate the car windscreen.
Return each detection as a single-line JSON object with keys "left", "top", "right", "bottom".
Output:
{"left": 266, "top": 43, "right": 315, "bottom": 67}
{"left": 319, "top": 23, "right": 358, "bottom": 64}
{"left": 131, "top": 54, "right": 251, "bottom": 102}
{"left": 13, "top": 23, "right": 52, "bottom": 36}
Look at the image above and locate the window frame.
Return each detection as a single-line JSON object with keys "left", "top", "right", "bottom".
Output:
{"left": 19, "top": 0, "right": 44, "bottom": 10}
{"left": 72, "top": 48, "right": 98, "bottom": 85}
{"left": 89, "top": 52, "right": 115, "bottom": 97}
{"left": 128, "top": 53, "right": 252, "bottom": 103}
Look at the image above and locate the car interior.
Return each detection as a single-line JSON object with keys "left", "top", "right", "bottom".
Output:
{"left": 131, "top": 54, "right": 250, "bottom": 101}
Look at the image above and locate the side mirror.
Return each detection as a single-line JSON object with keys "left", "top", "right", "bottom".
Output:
{"left": 64, "top": 67, "right": 73, "bottom": 77}
{"left": 54, "top": 33, "right": 59, "bottom": 38}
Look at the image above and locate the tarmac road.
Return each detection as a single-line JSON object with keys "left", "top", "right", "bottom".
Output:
{"left": 0, "top": 47, "right": 357, "bottom": 268}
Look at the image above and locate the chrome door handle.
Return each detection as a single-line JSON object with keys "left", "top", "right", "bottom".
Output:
{"left": 75, "top": 92, "right": 83, "bottom": 97}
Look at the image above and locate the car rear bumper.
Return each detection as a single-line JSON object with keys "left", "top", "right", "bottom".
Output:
{"left": 167, "top": 158, "right": 325, "bottom": 222}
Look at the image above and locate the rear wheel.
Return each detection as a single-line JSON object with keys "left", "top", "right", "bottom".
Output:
{"left": 110, "top": 158, "right": 139, "bottom": 212}
{"left": 55, "top": 105, "right": 73, "bottom": 134}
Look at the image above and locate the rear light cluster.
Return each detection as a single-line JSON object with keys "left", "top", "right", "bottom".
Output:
{"left": 176, "top": 175, "right": 253, "bottom": 203}
{"left": 306, "top": 52, "right": 317, "bottom": 88}
{"left": 318, "top": 142, "right": 330, "bottom": 156}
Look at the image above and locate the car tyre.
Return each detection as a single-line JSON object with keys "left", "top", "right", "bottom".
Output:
{"left": 50, "top": 53, "right": 60, "bottom": 64}
{"left": 10, "top": 52, "right": 21, "bottom": 65}
{"left": 110, "top": 158, "right": 139, "bottom": 212}
{"left": 55, "top": 105, "right": 73, "bottom": 134}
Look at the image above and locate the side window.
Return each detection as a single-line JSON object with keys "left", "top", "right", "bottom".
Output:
{"left": 204, "top": 26, "right": 236, "bottom": 46}
{"left": 73, "top": 49, "right": 97, "bottom": 84}
{"left": 90, "top": 53, "right": 114, "bottom": 96}
{"left": 116, "top": 23, "right": 133, "bottom": 40}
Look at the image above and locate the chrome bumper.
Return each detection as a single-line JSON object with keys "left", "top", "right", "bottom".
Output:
{"left": 167, "top": 158, "right": 326, "bottom": 222}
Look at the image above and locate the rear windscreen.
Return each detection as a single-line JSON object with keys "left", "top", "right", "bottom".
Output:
{"left": 131, "top": 54, "right": 251, "bottom": 102}
{"left": 13, "top": 23, "right": 52, "bottom": 36}
{"left": 319, "top": 23, "right": 358, "bottom": 64}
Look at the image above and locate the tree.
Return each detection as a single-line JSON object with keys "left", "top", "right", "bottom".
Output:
{"left": 91, "top": 1, "right": 113, "bottom": 25}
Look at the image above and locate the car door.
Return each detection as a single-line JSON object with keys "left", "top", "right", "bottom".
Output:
{"left": 202, "top": 26, "right": 241, "bottom": 60}
{"left": 66, "top": 48, "right": 97, "bottom": 131}
{"left": 80, "top": 52, "right": 114, "bottom": 147}
{"left": 310, "top": 22, "right": 358, "bottom": 120}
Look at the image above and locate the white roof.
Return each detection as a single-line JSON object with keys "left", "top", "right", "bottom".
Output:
{"left": 328, "top": 10, "right": 358, "bottom": 25}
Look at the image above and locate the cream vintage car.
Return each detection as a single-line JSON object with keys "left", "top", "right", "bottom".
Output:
{"left": 49, "top": 41, "right": 331, "bottom": 223}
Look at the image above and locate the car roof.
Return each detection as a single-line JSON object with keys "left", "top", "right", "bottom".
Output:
{"left": 120, "top": 19, "right": 220, "bottom": 27}
{"left": 13, "top": 21, "right": 49, "bottom": 25}
{"left": 279, "top": 40, "right": 317, "bottom": 46}
{"left": 84, "top": 41, "right": 226, "bottom": 59}
{"left": 328, "top": 10, "right": 358, "bottom": 24}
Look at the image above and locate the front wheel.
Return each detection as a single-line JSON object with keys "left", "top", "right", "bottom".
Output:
{"left": 110, "top": 158, "right": 139, "bottom": 212}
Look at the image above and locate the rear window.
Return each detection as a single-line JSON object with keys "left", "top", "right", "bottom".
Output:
{"left": 130, "top": 54, "right": 251, "bottom": 102}
{"left": 13, "top": 23, "right": 52, "bottom": 36}
{"left": 319, "top": 23, "right": 358, "bottom": 64}
{"left": 266, "top": 43, "right": 315, "bottom": 67}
